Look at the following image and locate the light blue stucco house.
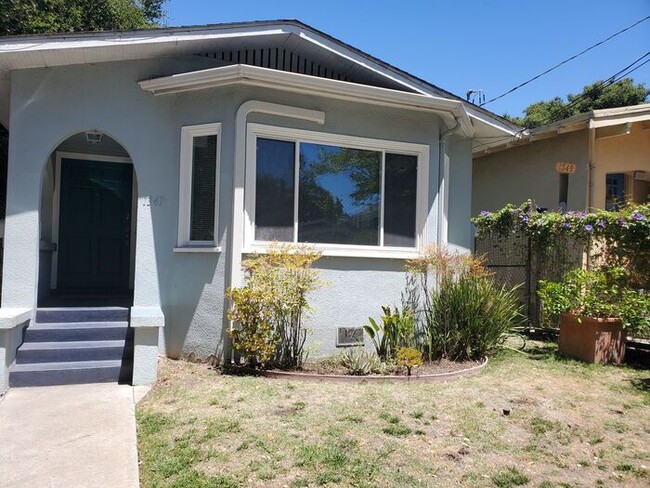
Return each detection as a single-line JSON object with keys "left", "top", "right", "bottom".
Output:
{"left": 0, "top": 20, "right": 519, "bottom": 390}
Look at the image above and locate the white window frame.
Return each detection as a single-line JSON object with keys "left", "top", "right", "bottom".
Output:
{"left": 176, "top": 123, "right": 222, "bottom": 251}
{"left": 244, "top": 123, "right": 429, "bottom": 259}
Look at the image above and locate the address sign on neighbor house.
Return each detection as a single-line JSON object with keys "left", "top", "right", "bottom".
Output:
{"left": 555, "top": 162, "right": 576, "bottom": 174}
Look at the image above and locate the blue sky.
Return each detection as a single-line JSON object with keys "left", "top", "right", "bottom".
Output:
{"left": 164, "top": 0, "right": 650, "bottom": 118}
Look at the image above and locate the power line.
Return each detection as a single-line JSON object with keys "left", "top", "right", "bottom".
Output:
{"left": 541, "top": 51, "right": 650, "bottom": 125}
{"left": 474, "top": 51, "right": 650, "bottom": 152}
{"left": 480, "top": 15, "right": 650, "bottom": 107}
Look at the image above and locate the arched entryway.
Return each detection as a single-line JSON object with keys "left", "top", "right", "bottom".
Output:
{"left": 38, "top": 131, "right": 137, "bottom": 306}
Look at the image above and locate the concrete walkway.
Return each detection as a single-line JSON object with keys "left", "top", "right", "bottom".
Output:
{"left": 0, "top": 383, "right": 143, "bottom": 488}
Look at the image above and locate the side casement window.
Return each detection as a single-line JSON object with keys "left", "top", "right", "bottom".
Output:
{"left": 178, "top": 123, "right": 221, "bottom": 247}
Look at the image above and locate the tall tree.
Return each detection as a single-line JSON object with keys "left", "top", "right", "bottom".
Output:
{"left": 0, "top": 0, "right": 167, "bottom": 36}
{"left": 504, "top": 78, "right": 649, "bottom": 129}
{"left": 0, "top": 0, "right": 168, "bottom": 222}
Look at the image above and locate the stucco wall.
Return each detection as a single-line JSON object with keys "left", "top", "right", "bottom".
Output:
{"left": 447, "top": 136, "right": 474, "bottom": 252}
{"left": 4, "top": 57, "right": 475, "bottom": 360}
{"left": 472, "top": 130, "right": 589, "bottom": 215}
{"left": 592, "top": 123, "right": 650, "bottom": 208}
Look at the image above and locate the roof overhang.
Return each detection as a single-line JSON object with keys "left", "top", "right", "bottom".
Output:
{"left": 474, "top": 104, "right": 650, "bottom": 157}
{"left": 139, "top": 63, "right": 475, "bottom": 137}
{"left": 0, "top": 20, "right": 518, "bottom": 144}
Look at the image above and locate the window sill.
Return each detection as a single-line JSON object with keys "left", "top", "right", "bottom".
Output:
{"left": 243, "top": 243, "right": 419, "bottom": 260}
{"left": 173, "top": 246, "right": 222, "bottom": 253}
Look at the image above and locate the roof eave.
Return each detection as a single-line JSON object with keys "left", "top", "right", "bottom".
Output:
{"left": 139, "top": 64, "right": 475, "bottom": 137}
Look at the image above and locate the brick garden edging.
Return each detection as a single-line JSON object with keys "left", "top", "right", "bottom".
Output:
{"left": 252, "top": 357, "right": 489, "bottom": 383}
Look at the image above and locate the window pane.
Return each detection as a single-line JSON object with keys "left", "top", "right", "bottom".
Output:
{"left": 299, "top": 143, "right": 380, "bottom": 245}
{"left": 190, "top": 135, "right": 217, "bottom": 241}
{"left": 605, "top": 173, "right": 625, "bottom": 211}
{"left": 384, "top": 153, "right": 417, "bottom": 247}
{"left": 255, "top": 138, "right": 295, "bottom": 241}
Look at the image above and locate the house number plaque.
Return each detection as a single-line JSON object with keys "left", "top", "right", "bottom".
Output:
{"left": 555, "top": 162, "right": 576, "bottom": 174}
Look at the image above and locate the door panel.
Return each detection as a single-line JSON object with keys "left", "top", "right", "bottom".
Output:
{"left": 57, "top": 158, "right": 133, "bottom": 292}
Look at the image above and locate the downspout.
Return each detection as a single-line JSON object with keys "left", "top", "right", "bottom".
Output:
{"left": 437, "top": 116, "right": 462, "bottom": 246}
{"left": 585, "top": 125, "right": 596, "bottom": 270}
{"left": 228, "top": 101, "right": 325, "bottom": 363}
{"left": 586, "top": 125, "right": 596, "bottom": 211}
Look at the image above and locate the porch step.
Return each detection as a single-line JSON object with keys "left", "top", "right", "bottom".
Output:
{"left": 16, "top": 340, "right": 126, "bottom": 364}
{"left": 24, "top": 322, "right": 129, "bottom": 342}
{"left": 9, "top": 360, "right": 122, "bottom": 387}
{"left": 35, "top": 307, "right": 129, "bottom": 324}
{"left": 9, "top": 306, "right": 133, "bottom": 388}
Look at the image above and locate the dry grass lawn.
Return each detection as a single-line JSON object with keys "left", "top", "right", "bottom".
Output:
{"left": 137, "top": 343, "right": 649, "bottom": 488}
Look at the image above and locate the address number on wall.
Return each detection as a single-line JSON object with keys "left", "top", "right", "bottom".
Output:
{"left": 143, "top": 195, "right": 165, "bottom": 207}
{"left": 555, "top": 162, "right": 576, "bottom": 174}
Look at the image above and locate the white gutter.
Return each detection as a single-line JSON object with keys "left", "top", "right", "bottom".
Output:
{"left": 228, "top": 101, "right": 325, "bottom": 362}
{"left": 139, "top": 64, "right": 474, "bottom": 138}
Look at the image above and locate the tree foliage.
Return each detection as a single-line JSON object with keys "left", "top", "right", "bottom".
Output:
{"left": 0, "top": 0, "right": 167, "bottom": 36}
{"left": 505, "top": 78, "right": 649, "bottom": 129}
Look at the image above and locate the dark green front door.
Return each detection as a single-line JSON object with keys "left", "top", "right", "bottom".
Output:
{"left": 57, "top": 158, "right": 133, "bottom": 292}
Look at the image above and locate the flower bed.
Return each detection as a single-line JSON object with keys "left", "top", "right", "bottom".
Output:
{"left": 225, "top": 357, "right": 489, "bottom": 383}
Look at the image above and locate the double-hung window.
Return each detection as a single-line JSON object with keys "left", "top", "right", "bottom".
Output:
{"left": 245, "top": 124, "right": 428, "bottom": 256}
{"left": 177, "top": 123, "right": 221, "bottom": 249}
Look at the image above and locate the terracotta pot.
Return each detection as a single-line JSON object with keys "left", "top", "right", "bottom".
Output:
{"left": 559, "top": 313, "right": 626, "bottom": 364}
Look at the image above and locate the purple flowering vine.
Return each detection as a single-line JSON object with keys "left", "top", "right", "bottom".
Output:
{"left": 584, "top": 224, "right": 593, "bottom": 232}
{"left": 480, "top": 210, "right": 491, "bottom": 217}
{"left": 631, "top": 212, "right": 646, "bottom": 221}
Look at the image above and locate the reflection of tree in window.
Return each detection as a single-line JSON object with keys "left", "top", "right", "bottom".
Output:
{"left": 384, "top": 153, "right": 417, "bottom": 247}
{"left": 299, "top": 144, "right": 380, "bottom": 245}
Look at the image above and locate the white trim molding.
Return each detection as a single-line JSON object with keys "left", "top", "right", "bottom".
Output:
{"left": 177, "top": 123, "right": 222, "bottom": 249}
{"left": 244, "top": 123, "right": 430, "bottom": 258}
{"left": 140, "top": 64, "right": 474, "bottom": 138}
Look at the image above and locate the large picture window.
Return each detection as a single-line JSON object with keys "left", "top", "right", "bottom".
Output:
{"left": 247, "top": 125, "right": 428, "bottom": 255}
{"left": 177, "top": 123, "right": 221, "bottom": 249}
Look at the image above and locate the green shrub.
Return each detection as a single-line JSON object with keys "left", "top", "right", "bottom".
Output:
{"left": 396, "top": 347, "right": 423, "bottom": 376}
{"left": 227, "top": 243, "right": 322, "bottom": 368}
{"left": 406, "top": 246, "right": 523, "bottom": 361}
{"left": 539, "top": 268, "right": 650, "bottom": 337}
{"left": 363, "top": 305, "right": 414, "bottom": 360}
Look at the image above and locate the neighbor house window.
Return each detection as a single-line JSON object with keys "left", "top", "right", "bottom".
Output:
{"left": 246, "top": 124, "right": 428, "bottom": 254}
{"left": 178, "top": 123, "right": 221, "bottom": 247}
{"left": 605, "top": 173, "right": 625, "bottom": 211}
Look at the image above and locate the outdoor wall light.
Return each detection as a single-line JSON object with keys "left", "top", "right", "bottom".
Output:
{"left": 85, "top": 130, "right": 104, "bottom": 144}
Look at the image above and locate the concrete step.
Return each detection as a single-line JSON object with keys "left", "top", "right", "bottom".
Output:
{"left": 9, "top": 360, "right": 123, "bottom": 387}
{"left": 24, "top": 322, "right": 129, "bottom": 342}
{"left": 16, "top": 340, "right": 126, "bottom": 364}
{"left": 36, "top": 307, "right": 129, "bottom": 324}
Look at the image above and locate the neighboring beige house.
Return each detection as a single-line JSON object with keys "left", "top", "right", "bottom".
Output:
{"left": 473, "top": 104, "right": 650, "bottom": 214}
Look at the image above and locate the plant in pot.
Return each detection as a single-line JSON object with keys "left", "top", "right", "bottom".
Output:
{"left": 539, "top": 267, "right": 650, "bottom": 364}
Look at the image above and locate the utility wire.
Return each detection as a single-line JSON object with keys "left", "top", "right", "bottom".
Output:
{"left": 541, "top": 51, "right": 650, "bottom": 125}
{"left": 473, "top": 51, "right": 650, "bottom": 152}
{"left": 480, "top": 15, "right": 650, "bottom": 107}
